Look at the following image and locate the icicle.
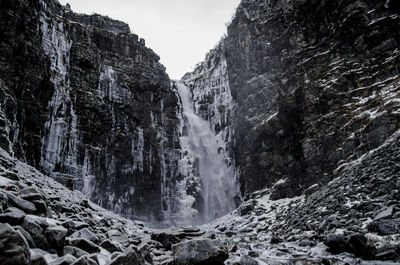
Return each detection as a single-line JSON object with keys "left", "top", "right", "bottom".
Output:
{"left": 39, "top": 1, "right": 78, "bottom": 180}
{"left": 82, "top": 151, "right": 95, "bottom": 198}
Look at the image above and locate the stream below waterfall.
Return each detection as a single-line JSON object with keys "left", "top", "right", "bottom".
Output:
{"left": 176, "top": 82, "right": 238, "bottom": 224}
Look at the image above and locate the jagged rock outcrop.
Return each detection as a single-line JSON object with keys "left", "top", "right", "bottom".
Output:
{"left": 183, "top": 0, "right": 400, "bottom": 200}
{"left": 0, "top": 0, "right": 185, "bottom": 223}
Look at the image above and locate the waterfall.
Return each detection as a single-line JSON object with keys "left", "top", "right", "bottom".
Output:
{"left": 176, "top": 82, "right": 237, "bottom": 223}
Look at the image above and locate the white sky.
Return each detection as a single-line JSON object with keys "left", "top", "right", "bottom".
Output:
{"left": 58, "top": 0, "right": 240, "bottom": 79}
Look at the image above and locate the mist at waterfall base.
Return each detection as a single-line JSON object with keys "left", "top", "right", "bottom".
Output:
{"left": 175, "top": 82, "right": 238, "bottom": 225}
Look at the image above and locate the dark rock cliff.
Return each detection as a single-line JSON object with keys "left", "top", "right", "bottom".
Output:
{"left": 183, "top": 0, "right": 400, "bottom": 200}
{"left": 0, "top": 0, "right": 184, "bottom": 222}
{"left": 1, "top": 0, "right": 400, "bottom": 225}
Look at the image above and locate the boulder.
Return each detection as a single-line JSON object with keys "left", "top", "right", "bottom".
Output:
{"left": 2, "top": 170, "right": 20, "bottom": 180}
{"left": 70, "top": 228, "right": 99, "bottom": 243}
{"left": 15, "top": 225, "right": 36, "bottom": 248}
{"left": 240, "top": 255, "right": 259, "bottom": 265}
{"left": 0, "top": 176, "right": 14, "bottom": 188}
{"left": 68, "top": 238, "right": 100, "bottom": 254}
{"left": 107, "top": 229, "right": 129, "bottom": 244}
{"left": 63, "top": 246, "right": 89, "bottom": 258}
{"left": 151, "top": 231, "right": 181, "bottom": 250}
{"left": 238, "top": 200, "right": 257, "bottom": 216}
{"left": 374, "top": 245, "right": 400, "bottom": 261}
{"left": 0, "top": 223, "right": 30, "bottom": 265}
{"left": 20, "top": 187, "right": 41, "bottom": 195}
{"left": 346, "top": 234, "right": 376, "bottom": 259}
{"left": 89, "top": 253, "right": 111, "bottom": 265}
{"left": 32, "top": 200, "right": 47, "bottom": 213}
{"left": 298, "top": 239, "right": 316, "bottom": 247}
{"left": 96, "top": 218, "right": 110, "bottom": 227}
{"left": 56, "top": 254, "right": 91, "bottom": 265}
{"left": 45, "top": 225, "right": 68, "bottom": 248}
{"left": 324, "top": 234, "right": 376, "bottom": 259}
{"left": 172, "top": 239, "right": 228, "bottom": 265}
{"left": 374, "top": 207, "right": 394, "bottom": 221}
{"left": 109, "top": 247, "right": 143, "bottom": 265}
{"left": 29, "top": 248, "right": 55, "bottom": 263}
{"left": 22, "top": 215, "right": 47, "bottom": 248}
{"left": 0, "top": 206, "right": 25, "bottom": 225}
{"left": 177, "top": 227, "right": 205, "bottom": 238}
{"left": 31, "top": 255, "right": 48, "bottom": 265}
{"left": 270, "top": 234, "right": 283, "bottom": 244}
{"left": 378, "top": 219, "right": 400, "bottom": 236}
{"left": 137, "top": 244, "right": 153, "bottom": 264}
{"left": 99, "top": 239, "right": 124, "bottom": 253}
{"left": 62, "top": 220, "right": 89, "bottom": 230}
{"left": 7, "top": 192, "right": 37, "bottom": 213}
{"left": 21, "top": 193, "right": 44, "bottom": 202}
{"left": 323, "top": 234, "right": 348, "bottom": 254}
{"left": 30, "top": 249, "right": 49, "bottom": 265}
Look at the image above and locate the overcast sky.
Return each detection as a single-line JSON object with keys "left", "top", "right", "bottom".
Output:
{"left": 58, "top": 0, "right": 240, "bottom": 79}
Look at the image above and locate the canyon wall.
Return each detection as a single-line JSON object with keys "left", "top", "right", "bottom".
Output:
{"left": 0, "top": 0, "right": 187, "bottom": 223}
{"left": 183, "top": 0, "right": 400, "bottom": 199}
{"left": 1, "top": 0, "right": 400, "bottom": 224}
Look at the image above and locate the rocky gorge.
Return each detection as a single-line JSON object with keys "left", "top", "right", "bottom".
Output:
{"left": 0, "top": 0, "right": 400, "bottom": 264}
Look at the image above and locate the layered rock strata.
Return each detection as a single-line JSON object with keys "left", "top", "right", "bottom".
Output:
{"left": 0, "top": 0, "right": 185, "bottom": 223}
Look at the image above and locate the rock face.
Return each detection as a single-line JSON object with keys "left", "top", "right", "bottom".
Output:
{"left": 0, "top": 0, "right": 186, "bottom": 223}
{"left": 172, "top": 239, "right": 228, "bottom": 265}
{"left": 183, "top": 0, "right": 400, "bottom": 201}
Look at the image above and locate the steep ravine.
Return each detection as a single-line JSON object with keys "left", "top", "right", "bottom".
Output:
{"left": 0, "top": 0, "right": 400, "bottom": 264}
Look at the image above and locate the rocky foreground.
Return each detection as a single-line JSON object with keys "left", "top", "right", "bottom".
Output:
{"left": 205, "top": 129, "right": 400, "bottom": 264}
{"left": 0, "top": 132, "right": 399, "bottom": 265}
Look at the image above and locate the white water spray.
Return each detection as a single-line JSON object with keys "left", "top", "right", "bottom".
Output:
{"left": 176, "top": 82, "right": 237, "bottom": 223}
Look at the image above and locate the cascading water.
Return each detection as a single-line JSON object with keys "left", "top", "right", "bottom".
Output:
{"left": 176, "top": 82, "right": 237, "bottom": 223}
